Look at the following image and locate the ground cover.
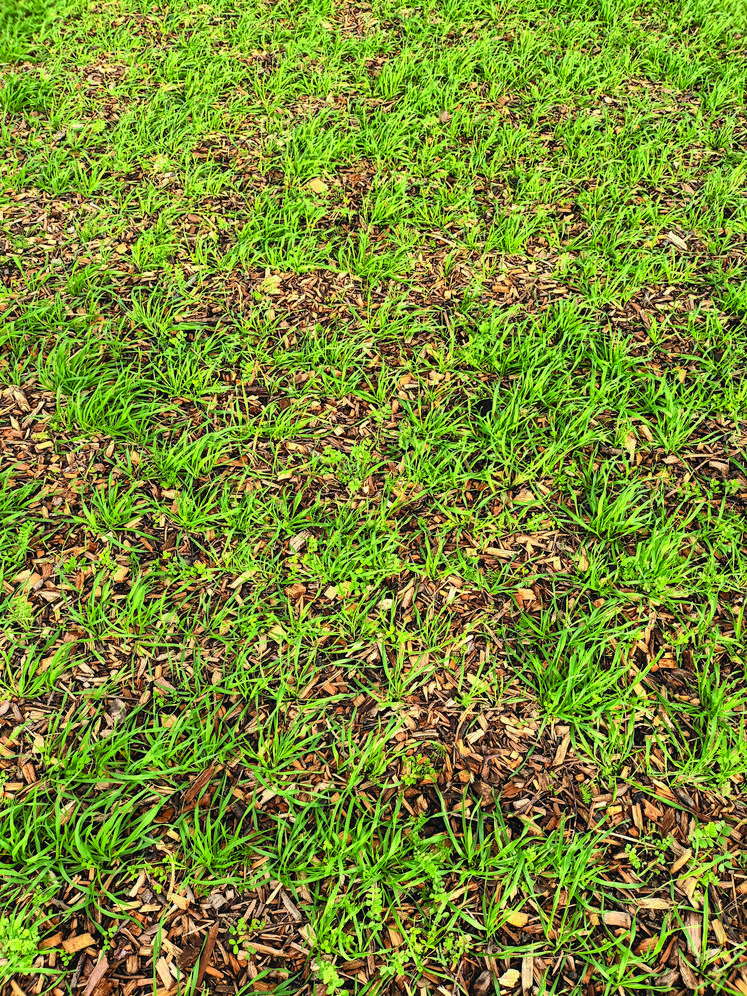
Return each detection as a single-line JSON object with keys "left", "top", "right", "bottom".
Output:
{"left": 1, "top": 0, "right": 747, "bottom": 992}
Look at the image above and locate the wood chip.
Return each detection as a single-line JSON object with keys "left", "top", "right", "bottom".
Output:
{"left": 677, "top": 949, "right": 698, "bottom": 989}
{"left": 670, "top": 849, "right": 692, "bottom": 875}
{"left": 521, "top": 957, "right": 533, "bottom": 992}
{"left": 184, "top": 765, "right": 216, "bottom": 805}
{"left": 683, "top": 911, "right": 702, "bottom": 958}
{"left": 289, "top": 530, "right": 310, "bottom": 552}
{"left": 636, "top": 897, "right": 671, "bottom": 910}
{"left": 195, "top": 922, "right": 219, "bottom": 991}
{"left": 40, "top": 931, "right": 64, "bottom": 949}
{"left": 156, "top": 957, "right": 172, "bottom": 989}
{"left": 602, "top": 911, "right": 630, "bottom": 929}
{"left": 712, "top": 918, "right": 726, "bottom": 946}
{"left": 62, "top": 933, "right": 96, "bottom": 954}
{"left": 553, "top": 732, "right": 571, "bottom": 767}
{"left": 280, "top": 889, "right": 303, "bottom": 921}
{"left": 82, "top": 955, "right": 109, "bottom": 996}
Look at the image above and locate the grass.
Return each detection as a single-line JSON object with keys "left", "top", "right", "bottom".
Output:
{"left": 1, "top": 0, "right": 747, "bottom": 992}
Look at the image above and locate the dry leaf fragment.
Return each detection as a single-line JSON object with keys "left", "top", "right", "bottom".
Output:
{"left": 637, "top": 421, "right": 654, "bottom": 441}
{"left": 515, "top": 587, "right": 535, "bottom": 608}
{"left": 261, "top": 273, "right": 282, "bottom": 295}
{"left": 504, "top": 910, "right": 528, "bottom": 928}
{"left": 11, "top": 388, "right": 29, "bottom": 410}
{"left": 17, "top": 571, "right": 42, "bottom": 591}
{"left": 577, "top": 547, "right": 590, "bottom": 571}
{"left": 666, "top": 231, "right": 689, "bottom": 251}
{"left": 472, "top": 970, "right": 493, "bottom": 996}
{"left": 680, "top": 876, "right": 700, "bottom": 904}
{"left": 307, "top": 178, "right": 328, "bottom": 194}
{"left": 400, "top": 583, "right": 415, "bottom": 609}
{"left": 230, "top": 569, "right": 255, "bottom": 589}
{"left": 635, "top": 936, "right": 659, "bottom": 955}
{"left": 657, "top": 969, "right": 681, "bottom": 988}
{"left": 499, "top": 968, "right": 521, "bottom": 988}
